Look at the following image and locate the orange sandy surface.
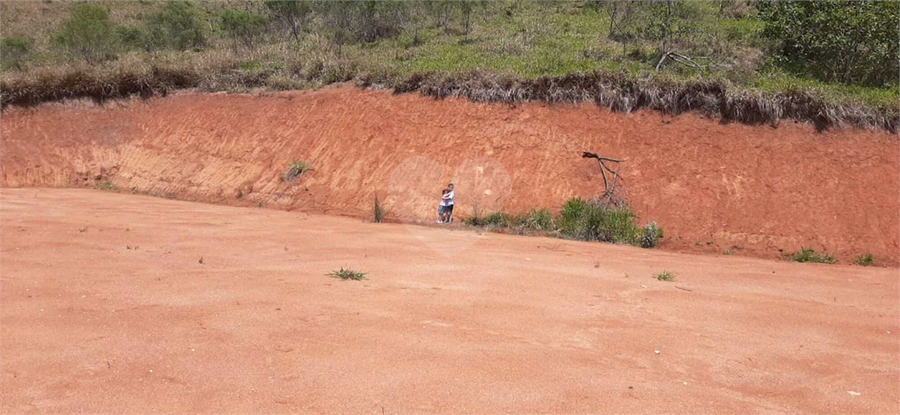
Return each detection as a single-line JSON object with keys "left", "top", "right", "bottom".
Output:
{"left": 2, "top": 188, "right": 897, "bottom": 414}
{"left": 1, "top": 87, "right": 898, "bottom": 265}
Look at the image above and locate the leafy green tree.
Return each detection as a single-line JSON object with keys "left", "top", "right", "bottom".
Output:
{"left": 603, "top": 1, "right": 644, "bottom": 55}
{"left": 407, "top": 0, "right": 426, "bottom": 46}
{"left": 52, "top": 3, "right": 117, "bottom": 64}
{"left": 148, "top": 1, "right": 205, "bottom": 51}
{"left": 638, "top": 0, "right": 704, "bottom": 56}
{"left": 458, "top": 0, "right": 487, "bottom": 41}
{"left": 264, "top": 0, "right": 311, "bottom": 40}
{"left": 317, "top": 0, "right": 353, "bottom": 55}
{"left": 221, "top": 10, "right": 268, "bottom": 50}
{"left": 758, "top": 0, "right": 899, "bottom": 86}
{"left": 355, "top": 0, "right": 406, "bottom": 43}
{"left": 318, "top": 1, "right": 405, "bottom": 45}
{"left": 1, "top": 36, "right": 31, "bottom": 70}
{"left": 426, "top": 1, "right": 455, "bottom": 29}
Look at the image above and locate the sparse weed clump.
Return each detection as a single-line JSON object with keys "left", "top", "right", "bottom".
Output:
{"left": 98, "top": 181, "right": 116, "bottom": 191}
{"left": 481, "top": 212, "right": 514, "bottom": 228}
{"left": 328, "top": 267, "right": 366, "bottom": 281}
{"left": 290, "top": 160, "right": 310, "bottom": 173}
{"left": 854, "top": 253, "right": 874, "bottom": 266}
{"left": 517, "top": 209, "right": 554, "bottom": 231}
{"left": 788, "top": 247, "right": 837, "bottom": 264}
{"left": 463, "top": 203, "right": 482, "bottom": 226}
{"left": 282, "top": 160, "right": 310, "bottom": 182}
{"left": 655, "top": 271, "right": 676, "bottom": 282}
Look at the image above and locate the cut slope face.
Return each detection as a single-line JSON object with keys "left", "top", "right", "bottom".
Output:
{"left": 1, "top": 86, "right": 897, "bottom": 264}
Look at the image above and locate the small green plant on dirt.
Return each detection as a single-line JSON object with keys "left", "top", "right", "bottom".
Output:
{"left": 373, "top": 195, "right": 384, "bottom": 223}
{"left": 328, "top": 267, "right": 366, "bottom": 281}
{"left": 98, "top": 181, "right": 116, "bottom": 190}
{"left": 655, "top": 271, "right": 676, "bottom": 282}
{"left": 282, "top": 160, "right": 311, "bottom": 182}
{"left": 854, "top": 253, "right": 874, "bottom": 266}
{"left": 723, "top": 249, "right": 733, "bottom": 255}
{"left": 788, "top": 247, "right": 837, "bottom": 264}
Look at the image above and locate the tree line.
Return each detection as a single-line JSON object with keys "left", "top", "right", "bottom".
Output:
{"left": 1, "top": 1, "right": 897, "bottom": 87}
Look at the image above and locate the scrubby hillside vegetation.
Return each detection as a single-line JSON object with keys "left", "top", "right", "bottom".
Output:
{"left": 1, "top": 0, "right": 897, "bottom": 130}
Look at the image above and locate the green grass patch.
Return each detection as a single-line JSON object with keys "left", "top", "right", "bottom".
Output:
{"left": 465, "top": 198, "right": 663, "bottom": 249}
{"left": 556, "top": 198, "right": 643, "bottom": 245}
{"left": 751, "top": 72, "right": 900, "bottom": 111}
{"left": 854, "top": 253, "right": 874, "bottom": 266}
{"left": 655, "top": 271, "right": 676, "bottom": 282}
{"left": 328, "top": 267, "right": 366, "bottom": 281}
{"left": 788, "top": 247, "right": 837, "bottom": 264}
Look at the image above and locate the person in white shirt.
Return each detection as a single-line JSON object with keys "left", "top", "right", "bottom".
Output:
{"left": 438, "top": 183, "right": 455, "bottom": 223}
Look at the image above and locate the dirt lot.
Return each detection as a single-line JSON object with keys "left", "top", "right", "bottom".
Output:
{"left": 1, "top": 188, "right": 897, "bottom": 414}
{"left": 2, "top": 87, "right": 897, "bottom": 264}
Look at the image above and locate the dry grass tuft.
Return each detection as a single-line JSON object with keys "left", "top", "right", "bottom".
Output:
{"left": 2, "top": 62, "right": 896, "bottom": 133}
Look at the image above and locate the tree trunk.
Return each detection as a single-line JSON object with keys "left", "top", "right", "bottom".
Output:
{"left": 663, "top": 0, "right": 672, "bottom": 55}
{"left": 290, "top": 19, "right": 299, "bottom": 41}
{"left": 608, "top": 4, "right": 617, "bottom": 36}
{"left": 465, "top": 10, "right": 471, "bottom": 40}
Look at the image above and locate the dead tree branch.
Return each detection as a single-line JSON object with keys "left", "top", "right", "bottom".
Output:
{"left": 582, "top": 151, "right": 626, "bottom": 206}
{"left": 656, "top": 51, "right": 703, "bottom": 72}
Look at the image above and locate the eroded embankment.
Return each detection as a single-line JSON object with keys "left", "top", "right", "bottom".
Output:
{"left": 2, "top": 86, "right": 897, "bottom": 264}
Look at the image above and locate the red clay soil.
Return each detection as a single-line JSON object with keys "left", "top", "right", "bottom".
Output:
{"left": 1, "top": 86, "right": 898, "bottom": 264}
{"left": 1, "top": 188, "right": 898, "bottom": 414}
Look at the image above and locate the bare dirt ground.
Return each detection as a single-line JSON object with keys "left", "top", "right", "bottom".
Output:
{"left": 2, "top": 188, "right": 897, "bottom": 414}
{"left": 2, "top": 87, "right": 898, "bottom": 265}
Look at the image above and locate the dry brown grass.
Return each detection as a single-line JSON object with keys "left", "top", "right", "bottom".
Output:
{"left": 4, "top": 64, "right": 897, "bottom": 133}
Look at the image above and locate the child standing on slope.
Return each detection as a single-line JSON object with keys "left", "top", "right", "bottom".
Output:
{"left": 438, "top": 188, "right": 450, "bottom": 223}
{"left": 438, "top": 183, "right": 455, "bottom": 223}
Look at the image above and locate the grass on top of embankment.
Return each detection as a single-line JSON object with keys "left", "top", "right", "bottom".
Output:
{"left": 1, "top": 1, "right": 897, "bottom": 131}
